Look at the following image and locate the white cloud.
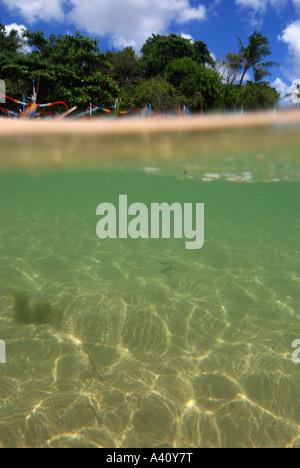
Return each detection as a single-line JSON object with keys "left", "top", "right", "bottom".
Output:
{"left": 292, "top": 0, "right": 300, "bottom": 9}
{"left": 4, "top": 23, "right": 31, "bottom": 54}
{"left": 236, "top": 0, "right": 268, "bottom": 11}
{"left": 1, "top": 0, "right": 207, "bottom": 50}
{"left": 290, "top": 78, "right": 300, "bottom": 100}
{"left": 235, "top": 0, "right": 300, "bottom": 15}
{"left": 279, "top": 21, "right": 300, "bottom": 77}
{"left": 272, "top": 77, "right": 300, "bottom": 105}
{"left": 181, "top": 33, "right": 193, "bottom": 41}
{"left": 235, "top": 0, "right": 287, "bottom": 12}
{"left": 4, "top": 23, "right": 26, "bottom": 36}
{"left": 271, "top": 77, "right": 289, "bottom": 97}
{"left": 243, "top": 72, "right": 252, "bottom": 81}
{"left": 178, "top": 4, "right": 206, "bottom": 23}
{"left": 67, "top": 0, "right": 207, "bottom": 50}
{"left": 235, "top": 0, "right": 288, "bottom": 26}
{"left": 1, "top": 0, "right": 65, "bottom": 24}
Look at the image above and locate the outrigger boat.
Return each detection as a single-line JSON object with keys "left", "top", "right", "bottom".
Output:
{"left": 0, "top": 78, "right": 74, "bottom": 119}
{"left": 0, "top": 79, "right": 140, "bottom": 119}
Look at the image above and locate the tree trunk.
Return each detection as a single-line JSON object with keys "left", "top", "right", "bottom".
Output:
{"left": 239, "top": 65, "right": 248, "bottom": 87}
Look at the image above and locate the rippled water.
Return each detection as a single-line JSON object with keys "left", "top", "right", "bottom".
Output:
{"left": 0, "top": 126, "right": 300, "bottom": 448}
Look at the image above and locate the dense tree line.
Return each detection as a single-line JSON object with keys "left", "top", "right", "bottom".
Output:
{"left": 0, "top": 21, "right": 279, "bottom": 114}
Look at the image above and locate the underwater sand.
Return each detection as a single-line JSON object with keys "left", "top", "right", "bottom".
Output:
{"left": 0, "top": 121, "right": 300, "bottom": 448}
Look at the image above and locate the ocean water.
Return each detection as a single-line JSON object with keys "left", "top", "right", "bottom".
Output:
{"left": 0, "top": 125, "right": 300, "bottom": 448}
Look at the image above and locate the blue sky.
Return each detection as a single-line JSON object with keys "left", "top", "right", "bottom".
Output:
{"left": 1, "top": 0, "right": 300, "bottom": 100}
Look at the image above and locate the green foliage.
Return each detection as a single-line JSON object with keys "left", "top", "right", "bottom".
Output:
{"left": 0, "top": 23, "right": 20, "bottom": 54}
{"left": 24, "top": 31, "right": 119, "bottom": 107}
{"left": 0, "top": 20, "right": 25, "bottom": 99}
{"left": 12, "top": 291, "right": 63, "bottom": 325}
{"left": 164, "top": 57, "right": 197, "bottom": 88}
{"left": 165, "top": 57, "right": 222, "bottom": 110}
{"left": 238, "top": 81, "right": 279, "bottom": 109}
{"left": 24, "top": 30, "right": 100, "bottom": 71}
{"left": 253, "top": 65, "right": 271, "bottom": 83}
{"left": 141, "top": 33, "right": 214, "bottom": 78}
{"left": 0, "top": 23, "right": 119, "bottom": 109}
{"left": 125, "top": 76, "right": 182, "bottom": 111}
{"left": 221, "top": 82, "right": 279, "bottom": 110}
{"left": 221, "top": 84, "right": 241, "bottom": 109}
{"left": 0, "top": 21, "right": 279, "bottom": 113}
{"left": 101, "top": 47, "right": 142, "bottom": 87}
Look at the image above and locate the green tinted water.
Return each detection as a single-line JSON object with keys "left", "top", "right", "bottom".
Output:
{"left": 0, "top": 128, "right": 300, "bottom": 448}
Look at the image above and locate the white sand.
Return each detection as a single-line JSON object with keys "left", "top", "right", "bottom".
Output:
{"left": 0, "top": 109, "right": 300, "bottom": 136}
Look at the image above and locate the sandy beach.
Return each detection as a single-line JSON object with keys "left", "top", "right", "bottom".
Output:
{"left": 0, "top": 109, "right": 300, "bottom": 136}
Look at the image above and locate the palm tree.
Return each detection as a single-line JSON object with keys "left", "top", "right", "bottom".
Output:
{"left": 221, "top": 51, "right": 243, "bottom": 84}
{"left": 237, "top": 31, "right": 277, "bottom": 86}
{"left": 254, "top": 65, "right": 271, "bottom": 83}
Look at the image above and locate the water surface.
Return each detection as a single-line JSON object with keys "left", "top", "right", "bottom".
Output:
{"left": 0, "top": 126, "right": 300, "bottom": 448}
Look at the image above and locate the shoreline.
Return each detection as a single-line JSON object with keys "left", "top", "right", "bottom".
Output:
{"left": 0, "top": 109, "right": 300, "bottom": 136}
